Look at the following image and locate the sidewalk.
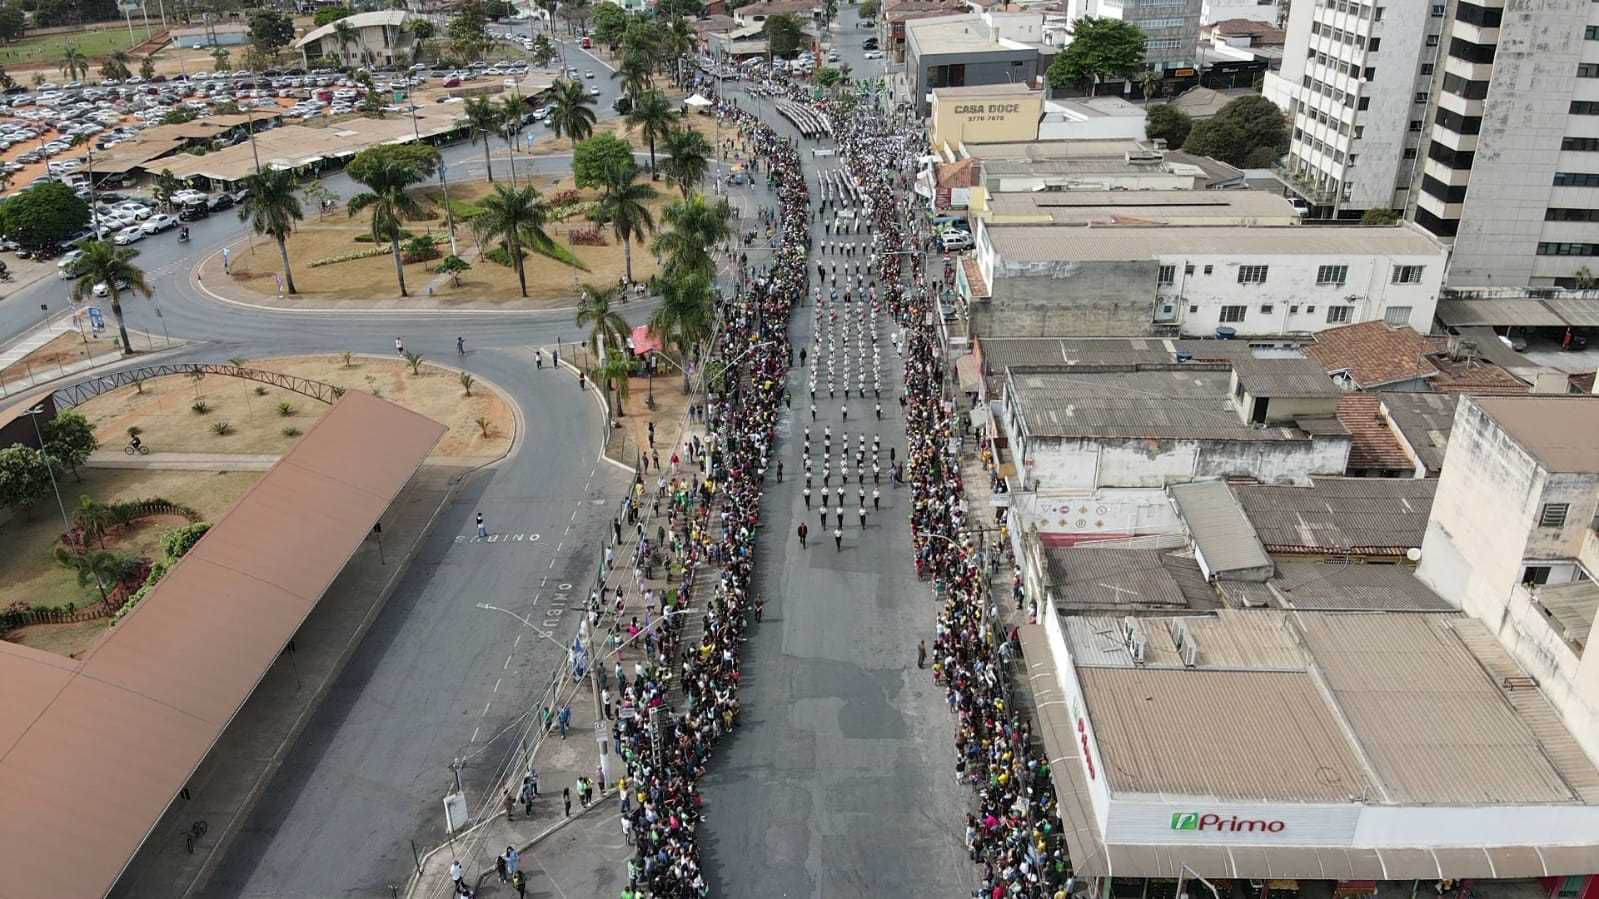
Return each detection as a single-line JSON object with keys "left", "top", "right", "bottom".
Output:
{"left": 86, "top": 451, "right": 281, "bottom": 470}
{"left": 0, "top": 313, "right": 181, "bottom": 399}
{"left": 109, "top": 466, "right": 467, "bottom": 899}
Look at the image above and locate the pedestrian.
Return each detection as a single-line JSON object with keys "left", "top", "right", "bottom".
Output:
{"left": 457, "top": 335, "right": 466, "bottom": 356}
{"left": 552, "top": 347, "right": 559, "bottom": 368}
{"left": 603, "top": 687, "right": 613, "bottom": 719}
{"left": 578, "top": 371, "right": 586, "bottom": 390}
{"left": 503, "top": 788, "right": 515, "bottom": 821}
{"left": 512, "top": 870, "right": 527, "bottom": 898}
{"left": 394, "top": 336, "right": 404, "bottom": 354}
{"left": 529, "top": 767, "right": 540, "bottom": 797}
{"left": 797, "top": 521, "right": 808, "bottom": 548}
{"left": 858, "top": 506, "right": 867, "bottom": 528}
{"left": 833, "top": 527, "right": 843, "bottom": 550}
{"left": 476, "top": 512, "right": 487, "bottom": 539}
{"left": 918, "top": 639, "right": 927, "bottom": 669}
{"left": 562, "top": 787, "right": 571, "bottom": 816}
{"left": 873, "top": 487, "right": 881, "bottom": 510}
{"left": 803, "top": 486, "right": 812, "bottom": 508}
{"left": 776, "top": 459, "right": 784, "bottom": 482}
{"left": 536, "top": 349, "right": 544, "bottom": 369}
{"left": 496, "top": 852, "right": 509, "bottom": 883}
{"left": 557, "top": 703, "right": 571, "bottom": 738}
{"left": 450, "top": 859, "right": 465, "bottom": 891}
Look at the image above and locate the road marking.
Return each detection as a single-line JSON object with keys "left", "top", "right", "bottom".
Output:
{"left": 471, "top": 726, "right": 480, "bottom": 743}
{"left": 548, "top": 558, "right": 556, "bottom": 569}
{"left": 482, "top": 702, "right": 492, "bottom": 717}
{"left": 570, "top": 508, "right": 578, "bottom": 521}
{"left": 514, "top": 634, "right": 523, "bottom": 649}
{"left": 555, "top": 541, "right": 563, "bottom": 552}
{"left": 504, "top": 654, "right": 513, "bottom": 670}
{"left": 494, "top": 678, "right": 502, "bottom": 693}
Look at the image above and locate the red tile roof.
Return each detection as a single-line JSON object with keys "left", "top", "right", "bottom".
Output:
{"left": 962, "top": 256, "right": 991, "bottom": 299}
{"left": 1337, "top": 394, "right": 1415, "bottom": 472}
{"left": 1305, "top": 321, "right": 1442, "bottom": 388}
{"left": 1427, "top": 354, "right": 1530, "bottom": 395}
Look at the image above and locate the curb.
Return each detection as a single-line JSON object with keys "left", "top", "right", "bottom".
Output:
{"left": 344, "top": 351, "right": 524, "bottom": 477}
{"left": 542, "top": 341, "right": 637, "bottom": 475}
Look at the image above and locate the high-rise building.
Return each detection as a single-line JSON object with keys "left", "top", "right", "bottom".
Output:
{"left": 1266, "top": 0, "right": 1446, "bottom": 219}
{"left": 1411, "top": 0, "right": 1599, "bottom": 287}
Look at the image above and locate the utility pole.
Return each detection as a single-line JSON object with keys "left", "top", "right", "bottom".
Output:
{"left": 408, "top": 91, "right": 458, "bottom": 254}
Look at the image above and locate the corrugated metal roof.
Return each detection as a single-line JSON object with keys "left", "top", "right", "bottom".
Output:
{"left": 1233, "top": 357, "right": 1342, "bottom": 397}
{"left": 1044, "top": 546, "right": 1219, "bottom": 612}
{"left": 1078, "top": 667, "right": 1376, "bottom": 801}
{"left": 1298, "top": 613, "right": 1577, "bottom": 804}
{"left": 1435, "top": 299, "right": 1568, "bottom": 328}
{"left": 0, "top": 392, "right": 445, "bottom": 899}
{"left": 1222, "top": 561, "right": 1456, "bottom": 612}
{"left": 1230, "top": 477, "right": 1435, "bottom": 554}
{"left": 1535, "top": 580, "right": 1599, "bottom": 650}
{"left": 1066, "top": 609, "right": 1305, "bottom": 670}
{"left": 987, "top": 224, "right": 1443, "bottom": 263}
{"left": 1380, "top": 393, "right": 1458, "bottom": 472}
{"left": 1011, "top": 370, "right": 1308, "bottom": 441}
{"left": 1169, "top": 480, "right": 1272, "bottom": 574}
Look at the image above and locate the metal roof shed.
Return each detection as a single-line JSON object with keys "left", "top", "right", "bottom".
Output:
{"left": 1168, "top": 480, "right": 1272, "bottom": 581}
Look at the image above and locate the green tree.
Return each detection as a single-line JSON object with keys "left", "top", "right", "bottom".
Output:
{"left": 575, "top": 282, "right": 630, "bottom": 358}
{"left": 661, "top": 16, "right": 697, "bottom": 86}
{"left": 858, "top": 0, "right": 878, "bottom": 17}
{"left": 0, "top": 444, "right": 52, "bottom": 514}
{"left": 347, "top": 142, "right": 441, "bottom": 182}
{"left": 615, "top": 48, "right": 653, "bottom": 100}
{"left": 572, "top": 132, "right": 635, "bottom": 188}
{"left": 152, "top": 168, "right": 182, "bottom": 211}
{"left": 410, "top": 17, "right": 436, "bottom": 62}
{"left": 659, "top": 128, "right": 711, "bottom": 198}
{"left": 651, "top": 192, "right": 732, "bottom": 279}
{"left": 1046, "top": 17, "right": 1146, "bottom": 96}
{"left": 238, "top": 167, "right": 305, "bottom": 295}
{"left": 0, "top": 4, "right": 26, "bottom": 42}
{"left": 69, "top": 240, "right": 151, "bottom": 355}
{"left": 815, "top": 66, "right": 842, "bottom": 89}
{"left": 211, "top": 47, "right": 232, "bottom": 72}
{"left": 546, "top": 78, "right": 597, "bottom": 142}
{"left": 346, "top": 156, "right": 428, "bottom": 297}
{"left": 436, "top": 254, "right": 471, "bottom": 286}
{"left": 54, "top": 546, "right": 137, "bottom": 603}
{"left": 160, "top": 106, "right": 198, "bottom": 125}
{"left": 139, "top": 54, "right": 156, "bottom": 81}
{"left": 99, "top": 51, "right": 131, "bottom": 82}
{"left": 472, "top": 183, "right": 553, "bottom": 298}
{"left": 249, "top": 10, "right": 295, "bottom": 55}
{"left": 594, "top": 349, "right": 633, "bottom": 417}
{"left": 0, "top": 180, "right": 89, "bottom": 249}
{"left": 59, "top": 46, "right": 87, "bottom": 82}
{"left": 529, "top": 33, "right": 556, "bottom": 67}
{"left": 464, "top": 96, "right": 504, "bottom": 181}
{"left": 449, "top": 0, "right": 489, "bottom": 58}
{"left": 591, "top": 2, "right": 626, "bottom": 47}
{"left": 1361, "top": 208, "right": 1400, "bottom": 226}
{"left": 1145, "top": 103, "right": 1191, "bottom": 148}
{"left": 763, "top": 13, "right": 806, "bottom": 58}
{"left": 1181, "top": 94, "right": 1288, "bottom": 167}
{"left": 626, "top": 89, "right": 675, "bottom": 174}
{"left": 590, "top": 161, "right": 656, "bottom": 283}
{"left": 655, "top": 0, "right": 704, "bottom": 21}
{"left": 42, "top": 410, "right": 97, "bottom": 480}
{"left": 314, "top": 5, "right": 354, "bottom": 26}
{"left": 650, "top": 269, "right": 714, "bottom": 391}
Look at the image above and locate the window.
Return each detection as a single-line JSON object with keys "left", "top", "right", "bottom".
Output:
{"left": 1184, "top": 263, "right": 1196, "bottom": 275}
{"left": 1524, "top": 565, "right": 1553, "bottom": 586}
{"left": 1431, "top": 3, "right": 1445, "bottom": 13}
{"left": 1189, "top": 305, "right": 1199, "bottom": 313}
{"left": 1421, "top": 62, "right": 1434, "bottom": 75}
{"left": 1554, "top": 171, "right": 1599, "bottom": 186}
{"left": 1414, "top": 91, "right": 1430, "bottom": 103}
{"left": 1564, "top": 137, "right": 1599, "bottom": 151}
{"left": 1426, "top": 34, "right": 1440, "bottom": 46}
{"left": 1204, "top": 264, "right": 1214, "bottom": 274}
{"left": 1588, "top": 25, "right": 1599, "bottom": 38}
{"left": 1383, "top": 306, "right": 1413, "bottom": 324}
{"left": 1443, "top": 72, "right": 1490, "bottom": 99}
{"left": 1537, "top": 242, "right": 1599, "bottom": 256}
{"left": 1354, "top": 124, "right": 1364, "bottom": 138}
{"left": 1580, "top": 63, "right": 1599, "bottom": 78}
{"left": 1358, "top": 96, "right": 1371, "bottom": 110}
{"left": 1374, "top": 5, "right": 1384, "bottom": 18}
{"left": 1158, "top": 264, "right": 1176, "bottom": 284}
{"left": 1326, "top": 305, "right": 1353, "bottom": 323}
{"left": 1456, "top": 1, "right": 1503, "bottom": 25}
{"left": 1404, "top": 147, "right": 1418, "bottom": 159}
{"left": 1290, "top": 305, "right": 1301, "bottom": 314}
{"left": 1307, "top": 305, "right": 1318, "bottom": 314}
{"left": 1368, "top": 37, "right": 1380, "bottom": 51}
{"left": 1450, "top": 36, "right": 1497, "bottom": 63}
{"left": 1573, "top": 101, "right": 1599, "bottom": 115}
{"left": 1260, "top": 304, "right": 1275, "bottom": 314}
{"left": 1435, "top": 107, "right": 1483, "bottom": 134}
{"left": 1392, "top": 264, "right": 1426, "bottom": 283}
{"left": 1220, "top": 305, "right": 1247, "bottom": 322}
{"left": 1237, "top": 265, "right": 1269, "bottom": 283}
{"left": 1317, "top": 264, "right": 1349, "bottom": 284}
{"left": 1540, "top": 503, "right": 1570, "bottom": 528}
{"left": 1546, "top": 208, "right": 1599, "bottom": 222}
{"left": 1409, "top": 119, "right": 1424, "bottom": 132}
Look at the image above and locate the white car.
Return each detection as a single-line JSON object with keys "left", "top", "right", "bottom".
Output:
{"left": 584, "top": 70, "right": 595, "bottom": 79}
{"left": 91, "top": 279, "right": 127, "bottom": 297}
{"left": 113, "top": 225, "right": 146, "bottom": 245}
{"left": 56, "top": 249, "right": 83, "bottom": 278}
{"left": 142, "top": 213, "right": 179, "bottom": 234}
{"left": 588, "top": 86, "right": 600, "bottom": 97}
{"left": 863, "top": 50, "right": 884, "bottom": 59}
{"left": 939, "top": 230, "right": 974, "bottom": 251}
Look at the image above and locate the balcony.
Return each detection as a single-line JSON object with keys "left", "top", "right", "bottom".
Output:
{"left": 1274, "top": 161, "right": 1340, "bottom": 205}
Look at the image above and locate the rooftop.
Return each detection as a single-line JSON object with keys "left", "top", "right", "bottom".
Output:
{"left": 1474, "top": 396, "right": 1599, "bottom": 473}
{"left": 734, "top": 0, "right": 820, "bottom": 14}
{"left": 1168, "top": 479, "right": 1273, "bottom": 576}
{"left": 934, "top": 82, "right": 1035, "bottom": 97}
{"left": 296, "top": 10, "right": 414, "bottom": 48}
{"left": 986, "top": 224, "right": 1443, "bottom": 263}
{"left": 1306, "top": 321, "right": 1442, "bottom": 388}
{"left": 1229, "top": 476, "right": 1435, "bottom": 555}
{"left": 983, "top": 189, "right": 1298, "bottom": 225}
{"left": 1008, "top": 368, "right": 1311, "bottom": 441}
{"left": 1042, "top": 545, "right": 1219, "bottom": 612}
{"left": 1165, "top": 86, "right": 1232, "bottom": 119}
{"left": 1069, "top": 610, "right": 1599, "bottom": 805}
{"left": 1535, "top": 579, "right": 1599, "bottom": 655}
{"left": 1338, "top": 394, "right": 1416, "bottom": 472}
{"left": 969, "top": 138, "right": 1148, "bottom": 159}
{"left": 907, "top": 14, "right": 1036, "bottom": 54}
{"left": 1221, "top": 559, "right": 1457, "bottom": 611}
{"left": 1380, "top": 393, "right": 1458, "bottom": 472}
{"left": 1232, "top": 357, "right": 1341, "bottom": 397}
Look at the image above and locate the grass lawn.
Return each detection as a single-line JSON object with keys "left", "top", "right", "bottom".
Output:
{"left": 0, "top": 26, "right": 144, "bottom": 70}
{"left": 229, "top": 175, "right": 675, "bottom": 304}
{"left": 75, "top": 354, "right": 515, "bottom": 461}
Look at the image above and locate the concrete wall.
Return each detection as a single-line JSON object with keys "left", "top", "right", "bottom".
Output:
{"left": 976, "top": 260, "right": 1159, "bottom": 337}
{"left": 907, "top": 43, "right": 1041, "bottom": 114}
{"left": 1025, "top": 433, "right": 1345, "bottom": 491}
{"left": 1201, "top": 0, "right": 1279, "bottom": 26}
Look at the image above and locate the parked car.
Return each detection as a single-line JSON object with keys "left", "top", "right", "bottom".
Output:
{"left": 939, "top": 230, "right": 973, "bottom": 251}
{"left": 179, "top": 202, "right": 210, "bottom": 222}
{"left": 113, "top": 225, "right": 146, "bottom": 245}
{"left": 141, "top": 213, "right": 179, "bottom": 233}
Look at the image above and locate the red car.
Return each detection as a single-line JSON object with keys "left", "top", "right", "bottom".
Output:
{"left": 581, "top": 36, "right": 592, "bottom": 48}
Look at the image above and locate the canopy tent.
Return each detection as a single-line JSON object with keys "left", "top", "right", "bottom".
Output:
{"left": 630, "top": 324, "right": 665, "bottom": 356}
{"left": 683, "top": 93, "right": 714, "bottom": 108}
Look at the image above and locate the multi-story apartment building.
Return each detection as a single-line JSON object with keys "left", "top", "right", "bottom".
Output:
{"left": 1066, "top": 0, "right": 1204, "bottom": 76}
{"left": 1411, "top": 0, "right": 1599, "bottom": 286}
{"left": 1265, "top": 0, "right": 1446, "bottom": 218}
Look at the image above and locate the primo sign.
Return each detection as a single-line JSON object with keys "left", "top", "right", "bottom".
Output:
{"left": 1171, "top": 812, "right": 1287, "bottom": 833}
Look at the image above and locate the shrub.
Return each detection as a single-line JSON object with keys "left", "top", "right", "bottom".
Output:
{"left": 309, "top": 247, "right": 390, "bottom": 268}
{"left": 191, "top": 400, "right": 210, "bottom": 414}
{"left": 210, "top": 420, "right": 233, "bottom": 436}
{"left": 403, "top": 350, "right": 424, "bottom": 375}
{"left": 569, "top": 226, "right": 606, "bottom": 246}
{"left": 282, "top": 425, "right": 302, "bottom": 437}
{"left": 161, "top": 522, "right": 211, "bottom": 560}
{"left": 545, "top": 189, "right": 581, "bottom": 207}
{"left": 354, "top": 229, "right": 416, "bottom": 243}
{"left": 460, "top": 371, "right": 475, "bottom": 396}
{"left": 476, "top": 415, "right": 492, "bottom": 437}
{"left": 132, "top": 376, "right": 146, "bottom": 394}
{"left": 483, "top": 244, "right": 524, "bottom": 268}
{"left": 341, "top": 351, "right": 354, "bottom": 367}
{"left": 254, "top": 385, "right": 268, "bottom": 396}
{"left": 403, "top": 234, "right": 440, "bottom": 264}
{"left": 277, "top": 401, "right": 297, "bottom": 417}
{"left": 227, "top": 356, "right": 247, "bottom": 367}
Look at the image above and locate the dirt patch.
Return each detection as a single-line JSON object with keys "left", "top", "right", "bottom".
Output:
{"left": 75, "top": 354, "right": 515, "bottom": 460}
{"left": 0, "top": 467, "right": 261, "bottom": 617}
{"left": 227, "top": 175, "right": 674, "bottom": 305}
{"left": 0, "top": 329, "right": 117, "bottom": 383}
{"left": 5, "top": 618, "right": 114, "bottom": 660}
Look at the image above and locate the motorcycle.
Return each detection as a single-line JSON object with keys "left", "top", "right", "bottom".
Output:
{"left": 177, "top": 229, "right": 190, "bottom": 243}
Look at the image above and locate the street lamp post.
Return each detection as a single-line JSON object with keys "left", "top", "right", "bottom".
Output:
{"left": 24, "top": 406, "right": 70, "bottom": 535}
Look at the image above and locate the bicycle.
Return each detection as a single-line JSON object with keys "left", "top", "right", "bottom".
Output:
{"left": 124, "top": 442, "right": 149, "bottom": 456}
{"left": 183, "top": 819, "right": 208, "bottom": 854}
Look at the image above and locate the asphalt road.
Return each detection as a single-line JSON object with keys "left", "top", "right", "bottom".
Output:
{"left": 697, "top": 31, "right": 971, "bottom": 895}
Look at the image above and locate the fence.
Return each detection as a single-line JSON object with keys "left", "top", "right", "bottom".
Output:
{"left": 0, "top": 602, "right": 111, "bottom": 633}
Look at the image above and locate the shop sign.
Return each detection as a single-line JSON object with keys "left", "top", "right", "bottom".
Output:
{"left": 1170, "top": 812, "right": 1286, "bottom": 833}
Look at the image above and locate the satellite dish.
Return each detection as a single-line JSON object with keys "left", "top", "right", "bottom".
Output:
{"left": 1406, "top": 547, "right": 1422, "bottom": 562}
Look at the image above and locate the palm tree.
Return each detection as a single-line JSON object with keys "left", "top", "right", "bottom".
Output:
{"left": 595, "top": 350, "right": 633, "bottom": 417}
{"left": 464, "top": 96, "right": 504, "bottom": 181}
{"left": 591, "top": 163, "right": 657, "bottom": 284}
{"left": 651, "top": 270, "right": 714, "bottom": 392}
{"left": 652, "top": 193, "right": 732, "bottom": 279}
{"left": 626, "top": 90, "right": 675, "bottom": 175}
{"left": 614, "top": 49, "right": 652, "bottom": 100}
{"left": 498, "top": 94, "right": 526, "bottom": 181}
{"left": 659, "top": 128, "right": 712, "bottom": 197}
{"left": 333, "top": 19, "right": 357, "bottom": 65}
{"left": 238, "top": 168, "right": 305, "bottom": 295}
{"left": 661, "top": 16, "right": 697, "bottom": 86}
{"left": 347, "top": 156, "right": 427, "bottom": 297}
{"left": 69, "top": 241, "right": 151, "bottom": 355}
{"left": 546, "top": 79, "right": 597, "bottom": 142}
{"left": 60, "top": 47, "right": 87, "bottom": 82}
{"left": 1140, "top": 70, "right": 1162, "bottom": 102}
{"left": 472, "top": 184, "right": 553, "bottom": 298}
{"left": 575, "top": 283, "right": 630, "bottom": 369}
